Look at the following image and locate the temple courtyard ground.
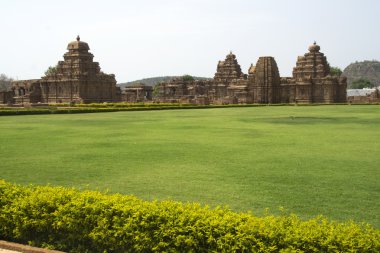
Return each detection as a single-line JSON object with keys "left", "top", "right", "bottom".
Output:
{"left": 0, "top": 105, "right": 379, "bottom": 227}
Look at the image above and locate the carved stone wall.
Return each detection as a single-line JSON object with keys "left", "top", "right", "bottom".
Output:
{"left": 155, "top": 77, "right": 214, "bottom": 104}
{"left": 122, "top": 83, "right": 152, "bottom": 102}
{"left": 12, "top": 79, "right": 42, "bottom": 104}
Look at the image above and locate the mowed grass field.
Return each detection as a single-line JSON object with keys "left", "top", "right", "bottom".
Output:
{"left": 0, "top": 105, "right": 379, "bottom": 227}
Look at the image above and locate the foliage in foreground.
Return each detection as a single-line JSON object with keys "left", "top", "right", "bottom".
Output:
{"left": 0, "top": 180, "right": 379, "bottom": 252}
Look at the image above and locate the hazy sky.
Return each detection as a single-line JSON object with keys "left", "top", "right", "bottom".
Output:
{"left": 1, "top": 0, "right": 379, "bottom": 83}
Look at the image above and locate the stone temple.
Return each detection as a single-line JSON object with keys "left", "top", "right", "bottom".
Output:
{"left": 12, "top": 36, "right": 118, "bottom": 104}
{"left": 155, "top": 42, "right": 347, "bottom": 104}
{"left": 281, "top": 42, "right": 347, "bottom": 103}
{"left": 5, "top": 40, "right": 347, "bottom": 105}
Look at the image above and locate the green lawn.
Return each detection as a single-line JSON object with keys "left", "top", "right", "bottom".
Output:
{"left": 0, "top": 105, "right": 379, "bottom": 227}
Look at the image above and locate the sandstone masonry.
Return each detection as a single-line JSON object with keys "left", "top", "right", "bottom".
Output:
{"left": 155, "top": 42, "right": 347, "bottom": 104}
{"left": 12, "top": 36, "right": 118, "bottom": 104}
{"left": 6, "top": 40, "right": 347, "bottom": 105}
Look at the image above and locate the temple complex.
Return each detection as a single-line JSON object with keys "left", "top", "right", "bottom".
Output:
{"left": 154, "top": 52, "right": 248, "bottom": 104}
{"left": 155, "top": 42, "right": 347, "bottom": 104}
{"left": 12, "top": 36, "right": 118, "bottom": 104}
{"left": 4, "top": 40, "right": 347, "bottom": 105}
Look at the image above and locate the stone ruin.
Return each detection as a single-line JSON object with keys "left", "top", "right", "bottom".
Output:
{"left": 122, "top": 83, "right": 153, "bottom": 103}
{"left": 155, "top": 42, "right": 347, "bottom": 104}
{"left": 12, "top": 36, "right": 119, "bottom": 104}
{"left": 154, "top": 77, "right": 213, "bottom": 104}
{"left": 4, "top": 40, "right": 347, "bottom": 105}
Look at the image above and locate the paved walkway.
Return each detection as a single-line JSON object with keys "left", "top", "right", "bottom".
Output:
{"left": 0, "top": 240, "right": 65, "bottom": 253}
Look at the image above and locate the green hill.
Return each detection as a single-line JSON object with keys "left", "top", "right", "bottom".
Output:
{"left": 343, "top": 60, "right": 380, "bottom": 88}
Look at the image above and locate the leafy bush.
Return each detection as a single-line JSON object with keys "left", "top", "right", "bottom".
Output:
{"left": 0, "top": 180, "right": 379, "bottom": 252}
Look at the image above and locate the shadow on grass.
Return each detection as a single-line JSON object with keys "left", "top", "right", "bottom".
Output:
{"left": 240, "top": 116, "right": 379, "bottom": 125}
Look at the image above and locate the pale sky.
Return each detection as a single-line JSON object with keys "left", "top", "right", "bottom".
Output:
{"left": 1, "top": 0, "right": 379, "bottom": 83}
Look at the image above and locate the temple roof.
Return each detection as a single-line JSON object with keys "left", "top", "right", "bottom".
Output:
{"left": 67, "top": 35, "right": 90, "bottom": 51}
{"left": 226, "top": 51, "right": 236, "bottom": 59}
{"left": 308, "top": 41, "right": 320, "bottom": 53}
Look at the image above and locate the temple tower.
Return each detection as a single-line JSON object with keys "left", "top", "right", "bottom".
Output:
{"left": 249, "top": 57, "right": 281, "bottom": 103}
{"left": 293, "top": 42, "right": 330, "bottom": 80}
{"left": 214, "top": 52, "right": 245, "bottom": 84}
{"left": 213, "top": 52, "right": 247, "bottom": 102}
{"left": 40, "top": 36, "right": 117, "bottom": 103}
{"left": 288, "top": 42, "right": 347, "bottom": 103}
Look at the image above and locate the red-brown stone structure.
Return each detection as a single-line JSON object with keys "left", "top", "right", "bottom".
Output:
{"left": 12, "top": 36, "right": 118, "bottom": 104}
{"left": 282, "top": 42, "right": 347, "bottom": 103}
{"left": 156, "top": 77, "right": 212, "bottom": 104}
{"left": 250, "top": 57, "right": 281, "bottom": 103}
{"left": 6, "top": 40, "right": 347, "bottom": 105}
{"left": 155, "top": 42, "right": 347, "bottom": 104}
{"left": 122, "top": 83, "right": 153, "bottom": 102}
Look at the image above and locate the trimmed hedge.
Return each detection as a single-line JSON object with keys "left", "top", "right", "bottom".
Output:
{"left": 0, "top": 103, "right": 378, "bottom": 116}
{"left": 1, "top": 103, "right": 379, "bottom": 116}
{"left": 0, "top": 180, "right": 379, "bottom": 252}
{"left": 0, "top": 105, "right": 261, "bottom": 116}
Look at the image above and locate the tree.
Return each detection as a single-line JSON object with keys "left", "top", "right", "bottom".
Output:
{"left": 351, "top": 78, "right": 375, "bottom": 89}
{"left": 44, "top": 65, "right": 58, "bottom": 76}
{"left": 0, "top": 74, "right": 13, "bottom": 91}
{"left": 152, "top": 82, "right": 161, "bottom": 97}
{"left": 182, "top": 74, "right": 194, "bottom": 81}
{"left": 330, "top": 66, "right": 342, "bottom": 77}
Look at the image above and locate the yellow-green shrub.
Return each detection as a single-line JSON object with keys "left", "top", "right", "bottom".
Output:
{"left": 0, "top": 180, "right": 379, "bottom": 252}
